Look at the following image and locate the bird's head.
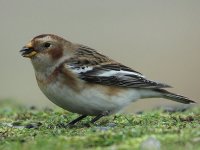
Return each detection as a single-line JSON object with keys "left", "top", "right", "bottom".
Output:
{"left": 20, "top": 34, "right": 74, "bottom": 71}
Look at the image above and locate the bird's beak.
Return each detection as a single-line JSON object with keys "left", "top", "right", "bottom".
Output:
{"left": 20, "top": 42, "right": 37, "bottom": 58}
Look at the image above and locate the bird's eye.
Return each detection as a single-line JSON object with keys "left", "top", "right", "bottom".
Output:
{"left": 43, "top": 42, "right": 51, "bottom": 48}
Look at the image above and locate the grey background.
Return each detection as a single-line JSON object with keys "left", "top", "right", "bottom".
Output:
{"left": 0, "top": 0, "right": 199, "bottom": 112}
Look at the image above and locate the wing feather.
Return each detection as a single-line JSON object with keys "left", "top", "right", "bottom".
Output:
{"left": 64, "top": 45, "right": 171, "bottom": 89}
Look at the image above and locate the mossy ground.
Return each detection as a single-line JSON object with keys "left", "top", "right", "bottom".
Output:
{"left": 0, "top": 100, "right": 199, "bottom": 150}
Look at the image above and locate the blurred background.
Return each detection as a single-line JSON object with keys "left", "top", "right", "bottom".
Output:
{"left": 0, "top": 0, "right": 199, "bottom": 112}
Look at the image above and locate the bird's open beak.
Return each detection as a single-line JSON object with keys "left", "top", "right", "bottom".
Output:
{"left": 20, "top": 42, "right": 37, "bottom": 58}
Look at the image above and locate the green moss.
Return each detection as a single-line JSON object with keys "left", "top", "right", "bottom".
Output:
{"left": 0, "top": 100, "right": 199, "bottom": 150}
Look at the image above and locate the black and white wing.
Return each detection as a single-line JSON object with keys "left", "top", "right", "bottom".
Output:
{"left": 67, "top": 62, "right": 171, "bottom": 89}
{"left": 63, "top": 45, "right": 171, "bottom": 89}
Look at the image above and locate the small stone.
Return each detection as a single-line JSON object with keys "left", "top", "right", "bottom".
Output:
{"left": 192, "top": 137, "right": 200, "bottom": 143}
{"left": 140, "top": 136, "right": 161, "bottom": 150}
{"left": 12, "top": 122, "right": 22, "bottom": 126}
{"left": 163, "top": 107, "right": 177, "bottom": 113}
{"left": 19, "top": 139, "right": 26, "bottom": 143}
{"left": 136, "top": 111, "right": 144, "bottom": 115}
{"left": 56, "top": 123, "right": 66, "bottom": 128}
{"left": 30, "top": 106, "right": 36, "bottom": 110}
{"left": 107, "top": 123, "right": 116, "bottom": 127}
{"left": 44, "top": 107, "right": 53, "bottom": 112}
{"left": 94, "top": 126, "right": 110, "bottom": 131}
{"left": 25, "top": 122, "right": 42, "bottom": 129}
{"left": 160, "top": 105, "right": 191, "bottom": 113}
{"left": 25, "top": 124, "right": 35, "bottom": 129}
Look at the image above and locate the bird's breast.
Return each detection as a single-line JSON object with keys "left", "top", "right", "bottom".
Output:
{"left": 35, "top": 70, "right": 142, "bottom": 115}
{"left": 36, "top": 75, "right": 140, "bottom": 115}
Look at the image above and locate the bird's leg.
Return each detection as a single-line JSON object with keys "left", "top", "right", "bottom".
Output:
{"left": 67, "top": 114, "right": 87, "bottom": 126}
{"left": 90, "top": 111, "right": 110, "bottom": 124}
{"left": 90, "top": 114, "right": 105, "bottom": 123}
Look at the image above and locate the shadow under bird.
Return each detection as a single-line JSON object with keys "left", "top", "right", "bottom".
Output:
{"left": 20, "top": 34, "right": 195, "bottom": 125}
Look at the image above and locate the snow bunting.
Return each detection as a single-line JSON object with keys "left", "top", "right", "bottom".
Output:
{"left": 20, "top": 34, "right": 195, "bottom": 125}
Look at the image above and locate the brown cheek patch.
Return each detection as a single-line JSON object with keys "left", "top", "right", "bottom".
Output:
{"left": 48, "top": 47, "right": 63, "bottom": 60}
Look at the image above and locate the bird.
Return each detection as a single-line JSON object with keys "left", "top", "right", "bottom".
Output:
{"left": 20, "top": 34, "right": 195, "bottom": 125}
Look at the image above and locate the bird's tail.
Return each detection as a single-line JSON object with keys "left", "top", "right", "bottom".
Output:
{"left": 154, "top": 89, "right": 196, "bottom": 104}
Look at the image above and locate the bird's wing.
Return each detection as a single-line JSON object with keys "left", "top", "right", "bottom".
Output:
{"left": 63, "top": 45, "right": 171, "bottom": 89}
{"left": 65, "top": 62, "right": 170, "bottom": 89}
